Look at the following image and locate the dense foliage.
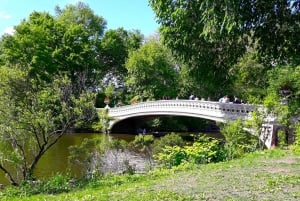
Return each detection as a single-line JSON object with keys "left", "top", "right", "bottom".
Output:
{"left": 0, "top": 0, "right": 300, "bottom": 189}
{"left": 0, "top": 2, "right": 142, "bottom": 185}
{"left": 125, "top": 40, "right": 178, "bottom": 100}
{"left": 0, "top": 67, "right": 96, "bottom": 185}
{"left": 149, "top": 0, "right": 300, "bottom": 97}
{"left": 0, "top": 3, "right": 143, "bottom": 95}
{"left": 292, "top": 124, "right": 300, "bottom": 153}
{"left": 149, "top": 0, "right": 300, "bottom": 150}
{"left": 152, "top": 133, "right": 185, "bottom": 154}
{"left": 221, "top": 119, "right": 258, "bottom": 159}
{"left": 154, "top": 135, "right": 224, "bottom": 168}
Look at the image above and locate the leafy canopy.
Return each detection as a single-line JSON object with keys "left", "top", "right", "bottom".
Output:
{"left": 0, "top": 66, "right": 96, "bottom": 185}
{"left": 149, "top": 0, "right": 300, "bottom": 96}
{"left": 125, "top": 40, "right": 178, "bottom": 100}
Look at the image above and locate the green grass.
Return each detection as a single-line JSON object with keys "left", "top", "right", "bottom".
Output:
{"left": 1, "top": 149, "right": 300, "bottom": 201}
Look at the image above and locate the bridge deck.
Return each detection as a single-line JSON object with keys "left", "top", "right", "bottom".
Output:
{"left": 104, "top": 100, "right": 255, "bottom": 123}
{"left": 97, "top": 100, "right": 278, "bottom": 149}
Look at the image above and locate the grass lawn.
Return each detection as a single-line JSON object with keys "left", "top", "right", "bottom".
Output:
{"left": 1, "top": 149, "right": 300, "bottom": 201}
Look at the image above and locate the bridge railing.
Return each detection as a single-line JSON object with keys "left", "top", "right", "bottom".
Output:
{"left": 106, "top": 100, "right": 255, "bottom": 120}
{"left": 102, "top": 100, "right": 280, "bottom": 149}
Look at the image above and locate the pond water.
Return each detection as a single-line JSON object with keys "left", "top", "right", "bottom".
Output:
{"left": 0, "top": 133, "right": 142, "bottom": 185}
{"left": 0, "top": 132, "right": 223, "bottom": 185}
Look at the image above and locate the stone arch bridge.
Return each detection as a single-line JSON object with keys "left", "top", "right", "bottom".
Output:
{"left": 98, "top": 100, "right": 280, "bottom": 149}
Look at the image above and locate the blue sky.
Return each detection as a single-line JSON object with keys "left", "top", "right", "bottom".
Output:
{"left": 0, "top": 0, "right": 159, "bottom": 36}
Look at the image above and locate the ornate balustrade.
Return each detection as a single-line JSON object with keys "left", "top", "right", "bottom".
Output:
{"left": 99, "top": 100, "right": 279, "bottom": 149}
{"left": 107, "top": 100, "right": 255, "bottom": 123}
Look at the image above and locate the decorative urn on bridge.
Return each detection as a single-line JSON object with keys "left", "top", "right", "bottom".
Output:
{"left": 104, "top": 97, "right": 110, "bottom": 108}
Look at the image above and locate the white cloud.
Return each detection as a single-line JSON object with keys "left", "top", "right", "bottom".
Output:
{"left": 0, "top": 11, "right": 12, "bottom": 19}
{"left": 3, "top": 26, "right": 15, "bottom": 35}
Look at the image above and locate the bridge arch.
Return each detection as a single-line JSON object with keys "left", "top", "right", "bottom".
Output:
{"left": 105, "top": 100, "right": 254, "bottom": 130}
{"left": 98, "top": 100, "right": 280, "bottom": 149}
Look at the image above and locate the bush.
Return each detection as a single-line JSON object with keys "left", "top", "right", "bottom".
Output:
{"left": 131, "top": 135, "right": 154, "bottom": 152}
{"left": 2, "top": 173, "right": 73, "bottom": 197}
{"left": 184, "top": 136, "right": 225, "bottom": 164}
{"left": 130, "top": 135, "right": 155, "bottom": 170}
{"left": 221, "top": 119, "right": 258, "bottom": 160}
{"left": 155, "top": 146, "right": 187, "bottom": 168}
{"left": 68, "top": 136, "right": 133, "bottom": 177}
{"left": 292, "top": 124, "right": 300, "bottom": 154}
{"left": 152, "top": 133, "right": 185, "bottom": 155}
{"left": 155, "top": 135, "right": 225, "bottom": 168}
{"left": 277, "top": 130, "right": 287, "bottom": 148}
{"left": 40, "top": 173, "right": 71, "bottom": 194}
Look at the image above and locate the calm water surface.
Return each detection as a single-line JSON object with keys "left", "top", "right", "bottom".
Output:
{"left": 0, "top": 132, "right": 222, "bottom": 185}
{"left": 0, "top": 133, "right": 138, "bottom": 185}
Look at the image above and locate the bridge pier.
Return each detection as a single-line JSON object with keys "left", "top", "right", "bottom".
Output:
{"left": 260, "top": 123, "right": 282, "bottom": 149}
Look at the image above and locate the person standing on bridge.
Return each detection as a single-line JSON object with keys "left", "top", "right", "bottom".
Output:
{"left": 219, "top": 95, "right": 229, "bottom": 103}
{"left": 223, "top": 95, "right": 230, "bottom": 103}
{"left": 189, "top": 94, "right": 195, "bottom": 100}
{"left": 233, "top": 96, "right": 241, "bottom": 104}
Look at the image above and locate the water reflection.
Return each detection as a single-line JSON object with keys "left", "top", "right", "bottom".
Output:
{"left": 0, "top": 133, "right": 98, "bottom": 185}
{"left": 34, "top": 133, "right": 100, "bottom": 180}
{"left": 0, "top": 132, "right": 223, "bottom": 185}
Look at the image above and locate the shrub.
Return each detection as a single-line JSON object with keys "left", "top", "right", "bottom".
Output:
{"left": 68, "top": 136, "right": 134, "bottom": 177}
{"left": 221, "top": 119, "right": 258, "bottom": 160}
{"left": 155, "top": 135, "right": 225, "bottom": 168}
{"left": 155, "top": 145, "right": 187, "bottom": 168}
{"left": 292, "top": 124, "right": 300, "bottom": 154}
{"left": 5, "top": 173, "right": 73, "bottom": 196}
{"left": 131, "top": 135, "right": 154, "bottom": 152}
{"left": 40, "top": 173, "right": 71, "bottom": 194}
{"left": 130, "top": 135, "right": 155, "bottom": 170}
{"left": 277, "top": 130, "right": 287, "bottom": 148}
{"left": 185, "top": 136, "right": 225, "bottom": 164}
{"left": 152, "top": 132, "right": 185, "bottom": 155}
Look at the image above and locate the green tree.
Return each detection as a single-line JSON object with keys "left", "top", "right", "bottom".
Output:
{"left": 1, "top": 1, "right": 142, "bottom": 108}
{"left": 176, "top": 63, "right": 198, "bottom": 98}
{"left": 230, "top": 51, "right": 270, "bottom": 103}
{"left": 100, "top": 28, "right": 143, "bottom": 86}
{"left": 94, "top": 28, "right": 143, "bottom": 107}
{"left": 0, "top": 12, "right": 58, "bottom": 80}
{"left": 0, "top": 67, "right": 96, "bottom": 186}
{"left": 149, "top": 0, "right": 300, "bottom": 96}
{"left": 263, "top": 65, "right": 300, "bottom": 142}
{"left": 53, "top": 2, "right": 107, "bottom": 93}
{"left": 149, "top": 0, "right": 247, "bottom": 97}
{"left": 0, "top": 2, "right": 106, "bottom": 94}
{"left": 125, "top": 40, "right": 178, "bottom": 100}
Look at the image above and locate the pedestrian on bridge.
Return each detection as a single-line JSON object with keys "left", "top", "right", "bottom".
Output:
{"left": 219, "top": 95, "right": 229, "bottom": 103}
